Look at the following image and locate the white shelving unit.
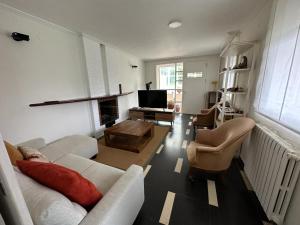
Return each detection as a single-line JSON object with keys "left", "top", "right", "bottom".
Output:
{"left": 215, "top": 38, "right": 257, "bottom": 127}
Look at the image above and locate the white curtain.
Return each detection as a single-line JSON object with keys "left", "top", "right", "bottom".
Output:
{"left": 256, "top": 0, "right": 300, "bottom": 132}
{"left": 280, "top": 31, "right": 300, "bottom": 130}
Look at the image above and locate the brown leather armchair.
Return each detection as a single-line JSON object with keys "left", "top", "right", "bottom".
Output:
{"left": 187, "top": 117, "right": 255, "bottom": 173}
{"left": 192, "top": 104, "right": 218, "bottom": 129}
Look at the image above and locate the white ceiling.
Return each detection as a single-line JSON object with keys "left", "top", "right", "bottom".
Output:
{"left": 0, "top": 0, "right": 272, "bottom": 60}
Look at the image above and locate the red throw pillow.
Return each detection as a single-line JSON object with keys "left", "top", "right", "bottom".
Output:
{"left": 16, "top": 160, "right": 102, "bottom": 209}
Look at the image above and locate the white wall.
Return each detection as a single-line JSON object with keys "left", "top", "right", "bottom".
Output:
{"left": 145, "top": 55, "right": 220, "bottom": 112}
{"left": 0, "top": 4, "right": 145, "bottom": 144}
{"left": 105, "top": 45, "right": 145, "bottom": 121}
{"left": 0, "top": 5, "right": 93, "bottom": 144}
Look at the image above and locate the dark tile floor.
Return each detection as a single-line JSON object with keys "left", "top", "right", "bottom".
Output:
{"left": 134, "top": 114, "right": 266, "bottom": 225}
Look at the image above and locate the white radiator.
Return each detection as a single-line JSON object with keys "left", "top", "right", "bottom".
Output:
{"left": 241, "top": 124, "right": 300, "bottom": 224}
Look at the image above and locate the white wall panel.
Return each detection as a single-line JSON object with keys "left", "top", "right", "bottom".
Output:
{"left": 82, "top": 36, "right": 106, "bottom": 131}
{"left": 82, "top": 36, "right": 106, "bottom": 97}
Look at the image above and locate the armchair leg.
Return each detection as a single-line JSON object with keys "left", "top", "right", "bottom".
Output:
{"left": 193, "top": 125, "right": 197, "bottom": 139}
{"left": 188, "top": 175, "right": 195, "bottom": 183}
{"left": 188, "top": 167, "right": 196, "bottom": 183}
{"left": 218, "top": 171, "right": 228, "bottom": 187}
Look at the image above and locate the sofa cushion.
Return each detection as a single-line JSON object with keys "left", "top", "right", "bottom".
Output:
{"left": 17, "top": 160, "right": 102, "bottom": 209}
{"left": 15, "top": 168, "right": 87, "bottom": 225}
{"left": 53, "top": 153, "right": 94, "bottom": 173}
{"left": 4, "top": 141, "right": 24, "bottom": 166}
{"left": 55, "top": 154, "right": 124, "bottom": 194}
{"left": 40, "top": 135, "right": 98, "bottom": 161}
{"left": 82, "top": 162, "right": 124, "bottom": 194}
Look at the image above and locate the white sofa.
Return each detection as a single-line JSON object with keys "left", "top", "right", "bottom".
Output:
{"left": 16, "top": 135, "right": 145, "bottom": 225}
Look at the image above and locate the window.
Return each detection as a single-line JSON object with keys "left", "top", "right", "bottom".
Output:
{"left": 157, "top": 62, "right": 183, "bottom": 112}
{"left": 187, "top": 72, "right": 203, "bottom": 78}
{"left": 158, "top": 64, "right": 175, "bottom": 90}
{"left": 256, "top": 2, "right": 300, "bottom": 132}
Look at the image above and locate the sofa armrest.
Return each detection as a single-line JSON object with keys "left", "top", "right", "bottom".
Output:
{"left": 79, "top": 165, "right": 144, "bottom": 225}
{"left": 17, "top": 138, "right": 46, "bottom": 150}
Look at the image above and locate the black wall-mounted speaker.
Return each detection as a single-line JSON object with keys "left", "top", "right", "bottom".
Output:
{"left": 11, "top": 32, "right": 30, "bottom": 41}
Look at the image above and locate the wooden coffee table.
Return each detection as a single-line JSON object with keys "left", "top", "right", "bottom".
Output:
{"left": 104, "top": 120, "right": 154, "bottom": 153}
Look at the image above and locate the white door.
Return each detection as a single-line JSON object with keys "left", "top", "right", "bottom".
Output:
{"left": 182, "top": 61, "right": 207, "bottom": 114}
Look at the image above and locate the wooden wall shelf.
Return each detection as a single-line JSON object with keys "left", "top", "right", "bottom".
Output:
{"left": 29, "top": 92, "right": 134, "bottom": 107}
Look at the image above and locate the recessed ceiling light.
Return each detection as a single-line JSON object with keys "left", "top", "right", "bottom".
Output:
{"left": 168, "top": 21, "right": 182, "bottom": 29}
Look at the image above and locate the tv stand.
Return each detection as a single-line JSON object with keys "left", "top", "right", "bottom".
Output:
{"left": 129, "top": 107, "right": 175, "bottom": 126}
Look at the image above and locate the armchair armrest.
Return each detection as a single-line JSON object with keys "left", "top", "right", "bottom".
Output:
{"left": 193, "top": 115, "right": 211, "bottom": 126}
{"left": 200, "top": 109, "right": 210, "bottom": 114}
{"left": 193, "top": 108, "right": 215, "bottom": 128}
{"left": 79, "top": 165, "right": 144, "bottom": 225}
{"left": 196, "top": 145, "right": 219, "bottom": 153}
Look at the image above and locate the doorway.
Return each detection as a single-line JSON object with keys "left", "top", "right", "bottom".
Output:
{"left": 156, "top": 62, "right": 183, "bottom": 112}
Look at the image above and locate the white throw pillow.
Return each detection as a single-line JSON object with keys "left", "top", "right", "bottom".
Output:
{"left": 15, "top": 169, "right": 87, "bottom": 225}
{"left": 18, "top": 146, "right": 48, "bottom": 162}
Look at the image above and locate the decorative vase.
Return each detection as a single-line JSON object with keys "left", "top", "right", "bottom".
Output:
{"left": 175, "top": 104, "right": 180, "bottom": 112}
{"left": 167, "top": 101, "right": 175, "bottom": 109}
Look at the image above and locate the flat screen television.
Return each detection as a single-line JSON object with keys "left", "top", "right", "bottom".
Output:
{"left": 138, "top": 90, "right": 167, "bottom": 108}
